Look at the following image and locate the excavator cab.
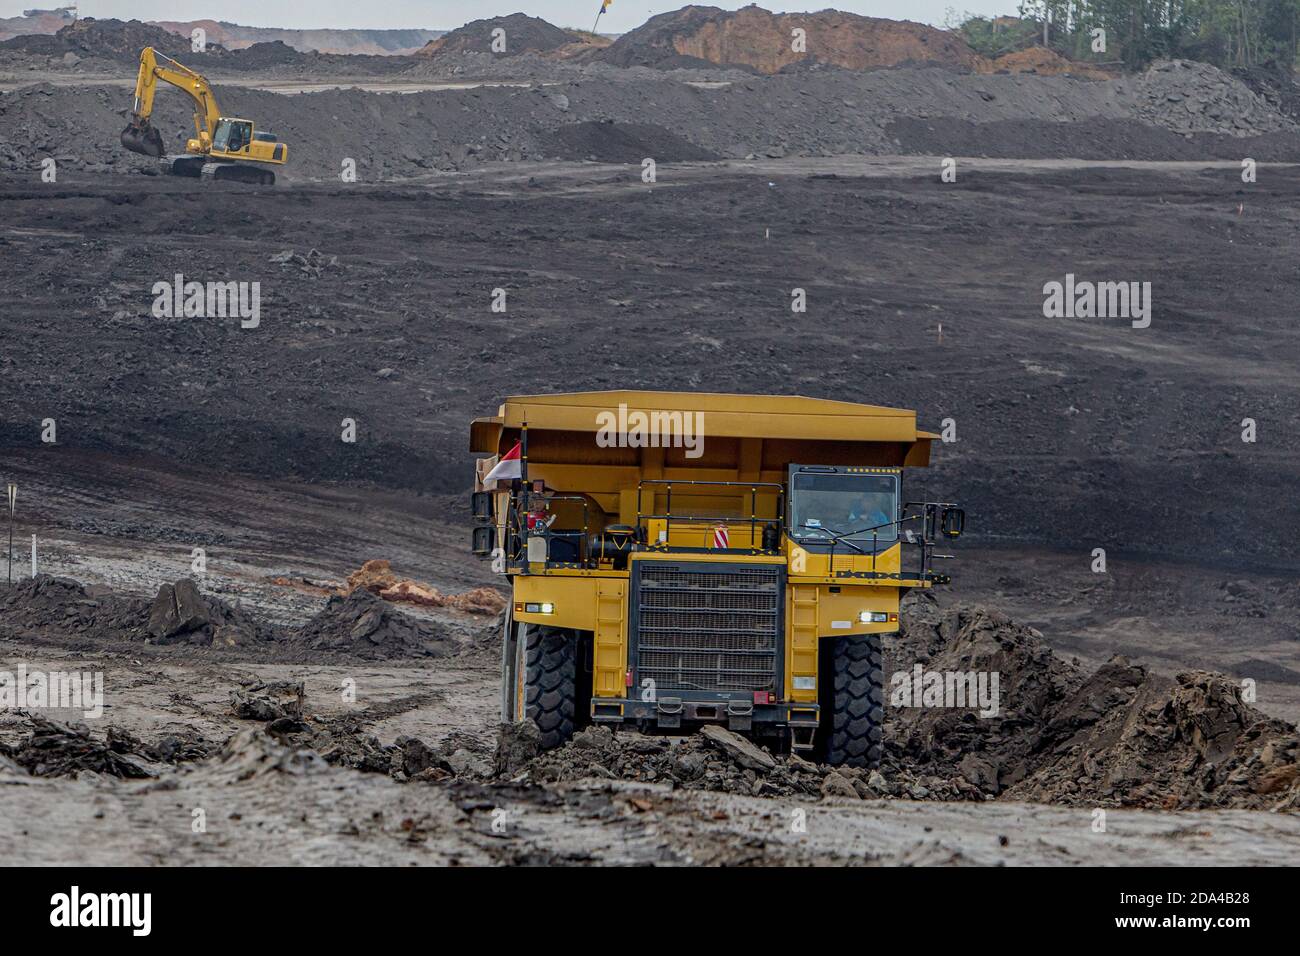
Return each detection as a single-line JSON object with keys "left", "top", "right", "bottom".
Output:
{"left": 209, "top": 117, "right": 284, "bottom": 166}
{"left": 212, "top": 118, "right": 252, "bottom": 155}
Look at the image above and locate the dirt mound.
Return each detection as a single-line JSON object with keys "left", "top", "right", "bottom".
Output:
{"left": 502, "top": 720, "right": 924, "bottom": 799}
{"left": 204, "top": 727, "right": 327, "bottom": 782}
{"left": 983, "top": 46, "right": 1112, "bottom": 79}
{"left": 0, "top": 716, "right": 210, "bottom": 778}
{"left": 885, "top": 598, "right": 1300, "bottom": 810}
{"left": 219, "top": 40, "right": 312, "bottom": 70}
{"left": 146, "top": 578, "right": 267, "bottom": 647}
{"left": 0, "top": 574, "right": 149, "bottom": 639}
{"left": 288, "top": 587, "right": 454, "bottom": 659}
{"left": 0, "top": 572, "right": 478, "bottom": 661}
{"left": 417, "top": 14, "right": 575, "bottom": 59}
{"left": 445, "top": 588, "right": 508, "bottom": 614}
{"left": 0, "top": 16, "right": 200, "bottom": 60}
{"left": 597, "top": 4, "right": 982, "bottom": 74}
{"left": 344, "top": 559, "right": 506, "bottom": 614}
{"left": 542, "top": 120, "right": 721, "bottom": 163}
{"left": 1131, "top": 58, "right": 1295, "bottom": 136}
{"left": 882, "top": 600, "right": 1081, "bottom": 792}
{"left": 1007, "top": 668, "right": 1300, "bottom": 810}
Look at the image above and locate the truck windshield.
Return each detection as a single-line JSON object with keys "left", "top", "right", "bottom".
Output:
{"left": 790, "top": 472, "right": 898, "bottom": 544}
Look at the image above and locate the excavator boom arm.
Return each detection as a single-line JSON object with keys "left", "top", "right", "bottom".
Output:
{"left": 122, "top": 46, "right": 222, "bottom": 157}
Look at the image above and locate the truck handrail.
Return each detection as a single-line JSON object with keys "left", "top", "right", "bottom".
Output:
{"left": 635, "top": 479, "right": 784, "bottom": 552}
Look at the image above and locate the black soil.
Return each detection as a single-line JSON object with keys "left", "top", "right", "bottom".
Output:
{"left": 1, "top": 164, "right": 1297, "bottom": 569}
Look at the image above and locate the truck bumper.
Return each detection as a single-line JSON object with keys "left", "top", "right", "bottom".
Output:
{"left": 590, "top": 696, "right": 821, "bottom": 748}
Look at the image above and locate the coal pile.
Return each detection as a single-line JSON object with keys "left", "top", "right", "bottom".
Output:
{"left": 0, "top": 17, "right": 405, "bottom": 75}
{"left": 0, "top": 574, "right": 149, "bottom": 640}
{"left": 416, "top": 14, "right": 575, "bottom": 59}
{"left": 1129, "top": 59, "right": 1295, "bottom": 136}
{"left": 882, "top": 115, "right": 1300, "bottom": 162}
{"left": 1233, "top": 62, "right": 1300, "bottom": 123}
{"left": 3, "top": 57, "right": 1298, "bottom": 181}
{"left": 286, "top": 587, "right": 456, "bottom": 659}
{"left": 0, "top": 17, "right": 205, "bottom": 61}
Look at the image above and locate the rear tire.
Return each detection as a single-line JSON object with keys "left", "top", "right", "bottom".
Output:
{"left": 523, "top": 624, "right": 576, "bottom": 749}
{"left": 819, "top": 633, "right": 884, "bottom": 769}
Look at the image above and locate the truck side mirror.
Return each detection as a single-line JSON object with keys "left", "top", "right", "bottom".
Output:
{"left": 472, "top": 525, "right": 494, "bottom": 556}
{"left": 471, "top": 491, "right": 494, "bottom": 523}
{"left": 941, "top": 507, "right": 965, "bottom": 539}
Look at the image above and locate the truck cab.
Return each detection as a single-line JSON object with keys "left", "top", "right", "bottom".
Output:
{"left": 470, "top": 391, "right": 963, "bottom": 767}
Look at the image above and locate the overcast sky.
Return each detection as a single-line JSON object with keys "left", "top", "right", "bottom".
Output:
{"left": 4, "top": 2, "right": 1016, "bottom": 32}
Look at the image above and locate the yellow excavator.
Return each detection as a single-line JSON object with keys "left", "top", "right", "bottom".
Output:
{"left": 120, "top": 47, "right": 288, "bottom": 185}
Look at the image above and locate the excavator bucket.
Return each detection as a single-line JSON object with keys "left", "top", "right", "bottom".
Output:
{"left": 120, "top": 122, "right": 165, "bottom": 158}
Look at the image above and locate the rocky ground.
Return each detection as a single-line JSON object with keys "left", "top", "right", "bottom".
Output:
{"left": 2, "top": 576, "right": 1296, "bottom": 865}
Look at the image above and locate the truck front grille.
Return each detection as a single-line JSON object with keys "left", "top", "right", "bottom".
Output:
{"left": 634, "top": 563, "right": 782, "bottom": 693}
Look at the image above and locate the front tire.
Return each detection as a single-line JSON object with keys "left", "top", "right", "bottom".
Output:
{"left": 820, "top": 633, "right": 884, "bottom": 768}
{"left": 522, "top": 624, "right": 576, "bottom": 749}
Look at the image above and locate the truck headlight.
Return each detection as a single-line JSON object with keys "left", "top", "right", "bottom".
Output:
{"left": 859, "top": 611, "right": 889, "bottom": 623}
{"left": 524, "top": 602, "right": 555, "bottom": 614}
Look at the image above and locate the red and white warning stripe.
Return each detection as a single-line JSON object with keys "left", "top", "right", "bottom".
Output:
{"left": 711, "top": 524, "right": 729, "bottom": 549}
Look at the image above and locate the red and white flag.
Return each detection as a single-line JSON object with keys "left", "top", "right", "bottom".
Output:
{"left": 482, "top": 441, "right": 522, "bottom": 484}
{"left": 711, "top": 524, "right": 729, "bottom": 549}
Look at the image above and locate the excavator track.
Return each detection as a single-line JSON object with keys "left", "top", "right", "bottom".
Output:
{"left": 161, "top": 156, "right": 205, "bottom": 178}
{"left": 200, "top": 162, "right": 276, "bottom": 186}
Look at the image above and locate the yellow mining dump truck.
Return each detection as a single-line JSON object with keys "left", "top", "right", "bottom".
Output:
{"left": 470, "top": 391, "right": 964, "bottom": 768}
